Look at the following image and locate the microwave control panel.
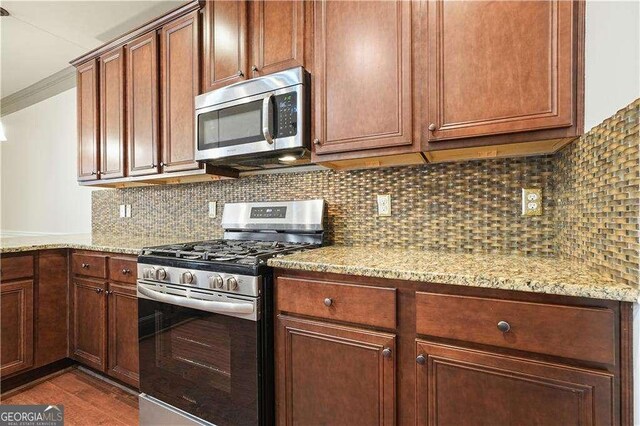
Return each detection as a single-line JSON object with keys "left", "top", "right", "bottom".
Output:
{"left": 274, "top": 92, "right": 298, "bottom": 138}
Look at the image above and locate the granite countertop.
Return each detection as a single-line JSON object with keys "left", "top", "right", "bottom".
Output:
{"left": 0, "top": 233, "right": 183, "bottom": 255}
{"left": 267, "top": 246, "right": 640, "bottom": 302}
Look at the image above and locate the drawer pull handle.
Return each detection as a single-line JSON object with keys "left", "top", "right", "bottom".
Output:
{"left": 122, "top": 269, "right": 131, "bottom": 275}
{"left": 382, "top": 348, "right": 392, "bottom": 358}
{"left": 81, "top": 263, "right": 90, "bottom": 268}
{"left": 416, "top": 354, "right": 426, "bottom": 365}
{"left": 323, "top": 298, "right": 333, "bottom": 307}
{"left": 497, "top": 320, "right": 511, "bottom": 333}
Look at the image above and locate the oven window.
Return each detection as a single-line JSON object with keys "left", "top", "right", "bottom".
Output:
{"left": 198, "top": 100, "right": 265, "bottom": 150}
{"left": 139, "top": 298, "right": 260, "bottom": 426}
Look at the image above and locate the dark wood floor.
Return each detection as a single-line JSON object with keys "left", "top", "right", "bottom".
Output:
{"left": 1, "top": 368, "right": 138, "bottom": 425}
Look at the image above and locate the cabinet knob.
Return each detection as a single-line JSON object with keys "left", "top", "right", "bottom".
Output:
{"left": 237, "top": 70, "right": 244, "bottom": 77}
{"left": 323, "top": 298, "right": 333, "bottom": 307}
{"left": 122, "top": 268, "right": 130, "bottom": 275}
{"left": 81, "top": 263, "right": 89, "bottom": 268}
{"left": 416, "top": 354, "right": 426, "bottom": 365}
{"left": 497, "top": 320, "right": 511, "bottom": 333}
{"left": 313, "top": 138, "right": 321, "bottom": 146}
{"left": 251, "top": 65, "right": 258, "bottom": 72}
{"left": 94, "top": 288, "right": 103, "bottom": 294}
{"left": 382, "top": 348, "right": 392, "bottom": 358}
{"left": 428, "top": 123, "right": 437, "bottom": 132}
{"left": 159, "top": 162, "right": 164, "bottom": 167}
{"left": 91, "top": 171, "right": 97, "bottom": 175}
{"left": 105, "top": 290, "right": 112, "bottom": 296}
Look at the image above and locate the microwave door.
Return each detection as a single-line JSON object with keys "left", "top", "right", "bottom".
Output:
{"left": 195, "top": 93, "right": 276, "bottom": 161}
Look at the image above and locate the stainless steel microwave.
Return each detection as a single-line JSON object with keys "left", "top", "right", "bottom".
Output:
{"left": 194, "top": 67, "right": 310, "bottom": 166}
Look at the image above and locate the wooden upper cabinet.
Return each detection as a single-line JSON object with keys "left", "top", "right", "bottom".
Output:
{"left": 0, "top": 280, "right": 34, "bottom": 377}
{"left": 312, "top": 0, "right": 413, "bottom": 157}
{"left": 250, "top": 0, "right": 305, "bottom": 77}
{"left": 77, "top": 59, "right": 100, "bottom": 181}
{"left": 202, "top": 0, "right": 248, "bottom": 92}
{"left": 425, "top": 0, "right": 578, "bottom": 142}
{"left": 126, "top": 31, "right": 160, "bottom": 177}
{"left": 415, "top": 341, "right": 615, "bottom": 425}
{"left": 276, "top": 315, "right": 395, "bottom": 425}
{"left": 160, "top": 11, "right": 201, "bottom": 173}
{"left": 99, "top": 47, "right": 126, "bottom": 179}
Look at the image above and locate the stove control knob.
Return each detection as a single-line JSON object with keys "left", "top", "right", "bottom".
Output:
{"left": 227, "top": 277, "right": 238, "bottom": 291}
{"left": 209, "top": 274, "right": 224, "bottom": 289}
{"left": 143, "top": 267, "right": 155, "bottom": 279}
{"left": 181, "top": 271, "right": 194, "bottom": 284}
{"left": 156, "top": 268, "right": 167, "bottom": 280}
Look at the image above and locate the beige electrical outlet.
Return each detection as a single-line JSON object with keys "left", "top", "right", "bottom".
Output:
{"left": 522, "top": 188, "right": 542, "bottom": 216}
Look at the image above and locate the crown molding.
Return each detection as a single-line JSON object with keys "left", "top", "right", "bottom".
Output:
{"left": 1, "top": 66, "right": 76, "bottom": 117}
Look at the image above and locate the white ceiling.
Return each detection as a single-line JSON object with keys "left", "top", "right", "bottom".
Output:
{"left": 0, "top": 0, "right": 186, "bottom": 98}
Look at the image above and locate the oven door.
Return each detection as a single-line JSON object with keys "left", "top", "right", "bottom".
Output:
{"left": 138, "top": 282, "right": 262, "bottom": 426}
{"left": 195, "top": 84, "right": 304, "bottom": 162}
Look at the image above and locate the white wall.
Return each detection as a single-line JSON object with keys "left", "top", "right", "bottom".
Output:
{"left": 585, "top": 2, "right": 640, "bottom": 424}
{"left": 0, "top": 88, "right": 93, "bottom": 235}
{"left": 585, "top": 0, "right": 640, "bottom": 130}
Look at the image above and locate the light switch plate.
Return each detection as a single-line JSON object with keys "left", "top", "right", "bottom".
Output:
{"left": 377, "top": 194, "right": 391, "bottom": 217}
{"left": 208, "top": 201, "right": 217, "bottom": 218}
{"left": 119, "top": 205, "right": 126, "bottom": 218}
{"left": 125, "top": 205, "right": 132, "bottom": 218}
{"left": 522, "top": 188, "right": 542, "bottom": 216}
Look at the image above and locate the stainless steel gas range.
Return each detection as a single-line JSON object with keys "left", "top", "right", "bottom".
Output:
{"left": 137, "top": 199, "right": 325, "bottom": 426}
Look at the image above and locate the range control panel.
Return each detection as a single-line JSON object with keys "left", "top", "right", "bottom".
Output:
{"left": 274, "top": 92, "right": 298, "bottom": 138}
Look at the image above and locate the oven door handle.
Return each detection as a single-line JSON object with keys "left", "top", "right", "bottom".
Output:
{"left": 137, "top": 284, "right": 255, "bottom": 315}
{"left": 262, "top": 93, "right": 274, "bottom": 144}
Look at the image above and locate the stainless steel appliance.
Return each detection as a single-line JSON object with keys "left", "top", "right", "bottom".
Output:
{"left": 137, "top": 199, "right": 324, "bottom": 426}
{"left": 195, "top": 67, "right": 310, "bottom": 168}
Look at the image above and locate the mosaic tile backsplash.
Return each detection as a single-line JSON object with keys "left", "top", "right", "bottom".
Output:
{"left": 92, "top": 99, "right": 640, "bottom": 286}
{"left": 555, "top": 100, "right": 639, "bottom": 287}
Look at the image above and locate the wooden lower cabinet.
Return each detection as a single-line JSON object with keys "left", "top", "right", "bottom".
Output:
{"left": 107, "top": 282, "right": 139, "bottom": 387}
{"left": 415, "top": 341, "right": 615, "bottom": 426}
{"left": 0, "top": 280, "right": 34, "bottom": 376}
{"left": 71, "top": 278, "right": 108, "bottom": 371}
{"left": 276, "top": 315, "right": 395, "bottom": 425}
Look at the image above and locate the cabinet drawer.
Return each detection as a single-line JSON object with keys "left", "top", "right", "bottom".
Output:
{"left": 276, "top": 277, "right": 396, "bottom": 329}
{"left": 108, "top": 257, "right": 137, "bottom": 284}
{"left": 72, "top": 253, "right": 107, "bottom": 279}
{"left": 415, "top": 292, "right": 616, "bottom": 365}
{"left": 0, "top": 255, "right": 34, "bottom": 281}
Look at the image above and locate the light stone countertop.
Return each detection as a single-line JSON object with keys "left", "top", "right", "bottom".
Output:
{"left": 267, "top": 246, "right": 640, "bottom": 302}
{"left": 0, "top": 233, "right": 184, "bottom": 255}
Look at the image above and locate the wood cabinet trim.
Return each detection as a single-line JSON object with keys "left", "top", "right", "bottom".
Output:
{"left": 99, "top": 46, "right": 126, "bottom": 179}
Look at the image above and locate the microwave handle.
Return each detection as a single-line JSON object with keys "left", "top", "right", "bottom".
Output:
{"left": 262, "top": 93, "right": 274, "bottom": 144}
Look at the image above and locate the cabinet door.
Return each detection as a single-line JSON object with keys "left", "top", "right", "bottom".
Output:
{"left": 250, "top": 0, "right": 305, "bottom": 77}
{"left": 160, "top": 11, "right": 201, "bottom": 173}
{"left": 415, "top": 340, "right": 615, "bottom": 426}
{"left": 202, "top": 0, "right": 248, "bottom": 92}
{"left": 313, "top": 0, "right": 413, "bottom": 156}
{"left": 126, "top": 31, "right": 160, "bottom": 177}
{"left": 426, "top": 0, "right": 576, "bottom": 141}
{"left": 276, "top": 315, "right": 395, "bottom": 425}
{"left": 107, "top": 283, "right": 139, "bottom": 388}
{"left": 71, "top": 279, "right": 107, "bottom": 371}
{"left": 99, "top": 46, "right": 126, "bottom": 179}
{"left": 35, "top": 251, "right": 68, "bottom": 367}
{"left": 0, "top": 280, "right": 34, "bottom": 376}
{"left": 77, "top": 59, "right": 100, "bottom": 181}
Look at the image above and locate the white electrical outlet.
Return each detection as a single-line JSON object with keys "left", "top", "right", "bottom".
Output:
{"left": 119, "top": 205, "right": 126, "bottom": 218}
{"left": 208, "top": 201, "right": 217, "bottom": 218}
{"left": 125, "top": 205, "right": 132, "bottom": 218}
{"left": 522, "top": 188, "right": 542, "bottom": 216}
{"left": 377, "top": 194, "right": 391, "bottom": 217}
